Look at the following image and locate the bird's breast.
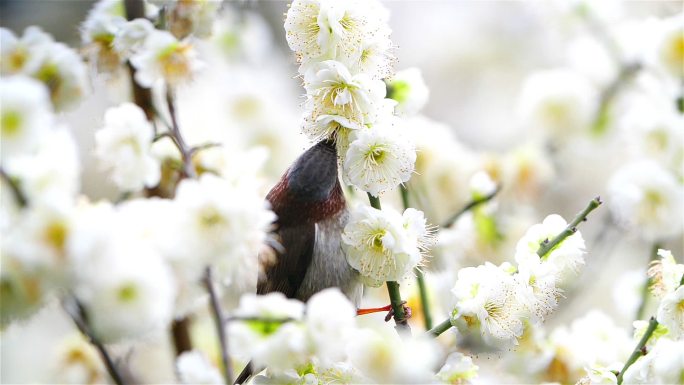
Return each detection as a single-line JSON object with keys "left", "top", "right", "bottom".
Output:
{"left": 295, "top": 208, "right": 363, "bottom": 307}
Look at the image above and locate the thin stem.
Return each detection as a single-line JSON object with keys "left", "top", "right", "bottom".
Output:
{"left": 166, "top": 89, "right": 197, "bottom": 179}
{"left": 536, "top": 196, "right": 602, "bottom": 259}
{"left": 189, "top": 142, "right": 222, "bottom": 156}
{"left": 427, "top": 318, "right": 453, "bottom": 337}
{"left": 414, "top": 271, "right": 432, "bottom": 330}
{"left": 171, "top": 318, "right": 193, "bottom": 356}
{"left": 366, "top": 193, "right": 411, "bottom": 334}
{"left": 203, "top": 267, "right": 233, "bottom": 385}
{"left": 441, "top": 186, "right": 501, "bottom": 228}
{"left": 64, "top": 298, "right": 127, "bottom": 385}
{"left": 401, "top": 185, "right": 433, "bottom": 330}
{"left": 616, "top": 317, "right": 659, "bottom": 385}
{"left": 592, "top": 63, "right": 641, "bottom": 135}
{"left": 0, "top": 167, "right": 27, "bottom": 207}
{"left": 636, "top": 243, "right": 661, "bottom": 321}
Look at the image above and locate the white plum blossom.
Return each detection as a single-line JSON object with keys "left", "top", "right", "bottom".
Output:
{"left": 656, "top": 286, "right": 684, "bottom": 340}
{"left": 172, "top": 174, "right": 275, "bottom": 289}
{"left": 450, "top": 262, "right": 525, "bottom": 347}
{"left": 4, "top": 128, "right": 80, "bottom": 210}
{"left": 302, "top": 60, "right": 387, "bottom": 140}
{"left": 607, "top": 160, "right": 683, "bottom": 241}
{"left": 648, "top": 249, "right": 684, "bottom": 299}
{"left": 49, "top": 334, "right": 107, "bottom": 384}
{"left": 1, "top": 27, "right": 88, "bottom": 111}
{"left": 651, "top": 14, "right": 684, "bottom": 79}
{"left": 343, "top": 125, "right": 416, "bottom": 196}
{"left": 435, "top": 352, "right": 479, "bottom": 384}
{"left": 548, "top": 310, "right": 632, "bottom": 374}
{"left": 80, "top": 0, "right": 127, "bottom": 73}
{"left": 95, "top": 103, "right": 161, "bottom": 192}
{"left": 387, "top": 67, "right": 430, "bottom": 116}
{"left": 68, "top": 202, "right": 176, "bottom": 343}
{"left": 229, "top": 292, "right": 308, "bottom": 373}
{"left": 515, "top": 214, "right": 586, "bottom": 282}
{"left": 578, "top": 365, "right": 618, "bottom": 385}
{"left": 113, "top": 18, "right": 155, "bottom": 58}
{"left": 342, "top": 205, "right": 432, "bottom": 286}
{"left": 515, "top": 258, "right": 563, "bottom": 323}
{"left": 0, "top": 76, "right": 53, "bottom": 163}
{"left": 130, "top": 29, "right": 204, "bottom": 87}
{"left": 304, "top": 288, "right": 357, "bottom": 365}
{"left": 284, "top": 0, "right": 391, "bottom": 69}
{"left": 622, "top": 337, "right": 684, "bottom": 384}
{"left": 517, "top": 68, "right": 598, "bottom": 138}
{"left": 176, "top": 350, "right": 223, "bottom": 385}
{"left": 0, "top": 26, "right": 54, "bottom": 75}
{"left": 347, "top": 327, "right": 442, "bottom": 384}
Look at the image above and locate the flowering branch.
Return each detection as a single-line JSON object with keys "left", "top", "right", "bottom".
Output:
{"left": 441, "top": 185, "right": 501, "bottom": 228}
{"left": 63, "top": 298, "right": 128, "bottom": 385}
{"left": 616, "top": 317, "right": 659, "bottom": 385}
{"left": 367, "top": 193, "right": 411, "bottom": 334}
{"left": 401, "top": 185, "right": 433, "bottom": 329}
{"left": 203, "top": 267, "right": 233, "bottom": 385}
{"left": 536, "top": 196, "right": 602, "bottom": 258}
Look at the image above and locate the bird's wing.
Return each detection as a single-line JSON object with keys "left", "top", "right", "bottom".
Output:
{"left": 257, "top": 222, "right": 315, "bottom": 298}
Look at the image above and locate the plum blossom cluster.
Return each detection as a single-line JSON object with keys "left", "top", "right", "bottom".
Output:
{"left": 80, "top": 0, "right": 205, "bottom": 86}
{"left": 221, "top": 288, "right": 473, "bottom": 385}
{"left": 1, "top": 27, "right": 88, "bottom": 111}
{"left": 341, "top": 206, "right": 436, "bottom": 287}
{"left": 284, "top": 0, "right": 417, "bottom": 197}
{"left": 516, "top": 8, "right": 683, "bottom": 244}
{"left": 450, "top": 213, "right": 586, "bottom": 348}
{"left": 1, "top": 0, "right": 276, "bottom": 349}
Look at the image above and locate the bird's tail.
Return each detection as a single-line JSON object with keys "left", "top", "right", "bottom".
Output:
{"left": 234, "top": 361, "right": 254, "bottom": 385}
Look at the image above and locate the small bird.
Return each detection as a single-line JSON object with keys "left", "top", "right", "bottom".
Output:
{"left": 234, "top": 139, "right": 362, "bottom": 384}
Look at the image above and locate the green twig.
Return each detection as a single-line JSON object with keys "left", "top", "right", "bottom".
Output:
{"left": 442, "top": 186, "right": 501, "bottom": 228}
{"left": 400, "top": 185, "right": 433, "bottom": 330}
{"left": 616, "top": 317, "right": 659, "bottom": 385}
{"left": 367, "top": 193, "right": 411, "bottom": 334}
{"left": 427, "top": 318, "right": 453, "bottom": 337}
{"left": 536, "top": 196, "right": 602, "bottom": 259}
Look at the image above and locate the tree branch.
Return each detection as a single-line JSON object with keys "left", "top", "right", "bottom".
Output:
{"left": 64, "top": 298, "right": 127, "bottom": 385}
{"left": 441, "top": 186, "right": 501, "bottom": 228}
{"left": 203, "top": 267, "right": 233, "bottom": 385}
{"left": 616, "top": 317, "right": 658, "bottom": 385}
{"left": 165, "top": 89, "right": 197, "bottom": 179}
{"left": 536, "top": 196, "right": 602, "bottom": 259}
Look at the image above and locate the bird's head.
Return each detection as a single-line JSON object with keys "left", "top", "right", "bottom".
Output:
{"left": 267, "top": 139, "right": 345, "bottom": 225}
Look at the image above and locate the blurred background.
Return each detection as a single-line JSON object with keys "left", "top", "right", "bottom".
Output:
{"left": 1, "top": 0, "right": 682, "bottom": 383}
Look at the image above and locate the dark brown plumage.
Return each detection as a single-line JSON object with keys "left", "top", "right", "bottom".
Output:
{"left": 235, "top": 139, "right": 360, "bottom": 384}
